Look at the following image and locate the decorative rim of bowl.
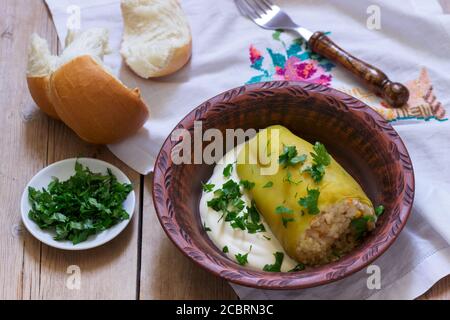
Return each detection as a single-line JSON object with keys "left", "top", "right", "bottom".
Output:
{"left": 152, "top": 81, "right": 415, "bottom": 290}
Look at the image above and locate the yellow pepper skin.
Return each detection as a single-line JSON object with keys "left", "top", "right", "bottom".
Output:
{"left": 236, "top": 125, "right": 373, "bottom": 258}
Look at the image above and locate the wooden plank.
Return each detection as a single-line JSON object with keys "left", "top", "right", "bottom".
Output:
{"left": 420, "top": 276, "right": 450, "bottom": 300}
{"left": 139, "top": 174, "right": 238, "bottom": 300}
{"left": 38, "top": 127, "right": 141, "bottom": 300}
{"left": 0, "top": 0, "right": 53, "bottom": 300}
{"left": 0, "top": 0, "right": 141, "bottom": 300}
{"left": 36, "top": 21, "right": 141, "bottom": 301}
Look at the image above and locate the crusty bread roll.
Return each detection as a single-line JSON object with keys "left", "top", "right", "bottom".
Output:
{"left": 120, "top": 0, "right": 192, "bottom": 78}
{"left": 27, "top": 29, "right": 150, "bottom": 144}
{"left": 49, "top": 56, "right": 149, "bottom": 144}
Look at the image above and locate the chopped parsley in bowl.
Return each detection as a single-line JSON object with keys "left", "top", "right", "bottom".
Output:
{"left": 21, "top": 158, "right": 135, "bottom": 250}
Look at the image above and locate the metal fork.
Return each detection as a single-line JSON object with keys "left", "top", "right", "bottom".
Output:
{"left": 236, "top": 0, "right": 313, "bottom": 41}
{"left": 235, "top": 0, "right": 409, "bottom": 108}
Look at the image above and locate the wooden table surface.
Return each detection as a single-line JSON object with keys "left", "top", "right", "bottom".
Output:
{"left": 0, "top": 0, "right": 448, "bottom": 300}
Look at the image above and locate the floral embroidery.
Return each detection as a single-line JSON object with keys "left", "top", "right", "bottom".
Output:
{"left": 339, "top": 68, "right": 447, "bottom": 122}
{"left": 247, "top": 30, "right": 335, "bottom": 85}
{"left": 247, "top": 31, "right": 447, "bottom": 123}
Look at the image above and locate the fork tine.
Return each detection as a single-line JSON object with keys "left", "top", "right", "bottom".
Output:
{"left": 234, "top": 0, "right": 247, "bottom": 17}
{"left": 236, "top": 0, "right": 260, "bottom": 20}
{"left": 243, "top": 0, "right": 265, "bottom": 18}
{"left": 246, "top": 0, "right": 267, "bottom": 17}
{"left": 259, "top": 0, "right": 274, "bottom": 11}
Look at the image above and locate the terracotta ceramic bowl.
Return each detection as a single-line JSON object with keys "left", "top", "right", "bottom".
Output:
{"left": 152, "top": 81, "right": 414, "bottom": 290}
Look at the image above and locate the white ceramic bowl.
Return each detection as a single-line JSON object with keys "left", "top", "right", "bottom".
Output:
{"left": 21, "top": 158, "right": 135, "bottom": 250}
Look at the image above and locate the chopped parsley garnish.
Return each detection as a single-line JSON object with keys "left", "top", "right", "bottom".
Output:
{"left": 303, "top": 142, "right": 331, "bottom": 182}
{"left": 207, "top": 180, "right": 241, "bottom": 213}
{"left": 275, "top": 205, "right": 294, "bottom": 214}
{"left": 202, "top": 182, "right": 215, "bottom": 193}
{"left": 222, "top": 246, "right": 229, "bottom": 253}
{"left": 244, "top": 202, "right": 266, "bottom": 234}
{"left": 207, "top": 183, "right": 264, "bottom": 234}
{"left": 275, "top": 205, "right": 295, "bottom": 227}
{"left": 248, "top": 201, "right": 261, "bottom": 223}
{"left": 279, "top": 146, "right": 307, "bottom": 168}
{"left": 282, "top": 217, "right": 295, "bottom": 227}
{"left": 298, "top": 188, "right": 320, "bottom": 215}
{"left": 263, "top": 181, "right": 274, "bottom": 188}
{"left": 235, "top": 246, "right": 252, "bottom": 266}
{"left": 303, "top": 164, "right": 325, "bottom": 183}
{"left": 240, "top": 180, "right": 255, "bottom": 190}
{"left": 375, "top": 205, "right": 385, "bottom": 217}
{"left": 311, "top": 142, "right": 331, "bottom": 167}
{"left": 223, "top": 164, "right": 233, "bottom": 178}
{"left": 263, "top": 235, "right": 271, "bottom": 241}
{"left": 203, "top": 222, "right": 211, "bottom": 232}
{"left": 351, "top": 215, "right": 376, "bottom": 239}
{"left": 283, "top": 170, "right": 301, "bottom": 185}
{"left": 289, "top": 263, "right": 306, "bottom": 272}
{"left": 230, "top": 214, "right": 246, "bottom": 230}
{"left": 27, "top": 161, "right": 132, "bottom": 245}
{"left": 263, "top": 252, "right": 284, "bottom": 272}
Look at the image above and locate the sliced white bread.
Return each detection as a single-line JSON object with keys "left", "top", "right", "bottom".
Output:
{"left": 121, "top": 0, "right": 192, "bottom": 78}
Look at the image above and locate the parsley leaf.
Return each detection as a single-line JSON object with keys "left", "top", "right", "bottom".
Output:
{"left": 375, "top": 205, "right": 385, "bottom": 217}
{"left": 223, "top": 164, "right": 233, "bottom": 178}
{"left": 275, "top": 205, "right": 294, "bottom": 214}
{"left": 222, "top": 246, "right": 229, "bottom": 253}
{"left": 235, "top": 253, "right": 249, "bottom": 266}
{"left": 203, "top": 222, "right": 211, "bottom": 232}
{"left": 263, "top": 252, "right": 284, "bottom": 272}
{"left": 275, "top": 205, "right": 295, "bottom": 228}
{"left": 202, "top": 182, "right": 215, "bottom": 193}
{"left": 247, "top": 201, "right": 261, "bottom": 224}
{"left": 351, "top": 215, "right": 375, "bottom": 239}
{"left": 311, "top": 142, "right": 331, "bottom": 167}
{"left": 282, "top": 217, "right": 295, "bottom": 227}
{"left": 283, "top": 170, "right": 301, "bottom": 185}
{"left": 298, "top": 188, "right": 320, "bottom": 215}
{"left": 263, "top": 181, "right": 274, "bottom": 188}
{"left": 235, "top": 246, "right": 252, "bottom": 266}
{"left": 240, "top": 180, "right": 255, "bottom": 190}
{"left": 303, "top": 142, "right": 331, "bottom": 183}
{"left": 230, "top": 215, "right": 246, "bottom": 230}
{"left": 207, "top": 180, "right": 241, "bottom": 212}
{"left": 27, "top": 161, "right": 132, "bottom": 245}
{"left": 208, "top": 183, "right": 264, "bottom": 234}
{"left": 289, "top": 263, "right": 306, "bottom": 272}
{"left": 303, "top": 164, "right": 325, "bottom": 183}
{"left": 244, "top": 202, "right": 266, "bottom": 234}
{"left": 279, "top": 146, "right": 307, "bottom": 168}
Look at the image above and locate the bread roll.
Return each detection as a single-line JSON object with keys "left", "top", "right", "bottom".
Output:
{"left": 49, "top": 56, "right": 149, "bottom": 144}
{"left": 27, "top": 34, "right": 59, "bottom": 119}
{"left": 120, "top": 0, "right": 192, "bottom": 78}
{"left": 27, "top": 29, "right": 150, "bottom": 144}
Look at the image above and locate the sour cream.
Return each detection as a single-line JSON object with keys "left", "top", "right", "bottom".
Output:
{"left": 199, "top": 145, "right": 297, "bottom": 272}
